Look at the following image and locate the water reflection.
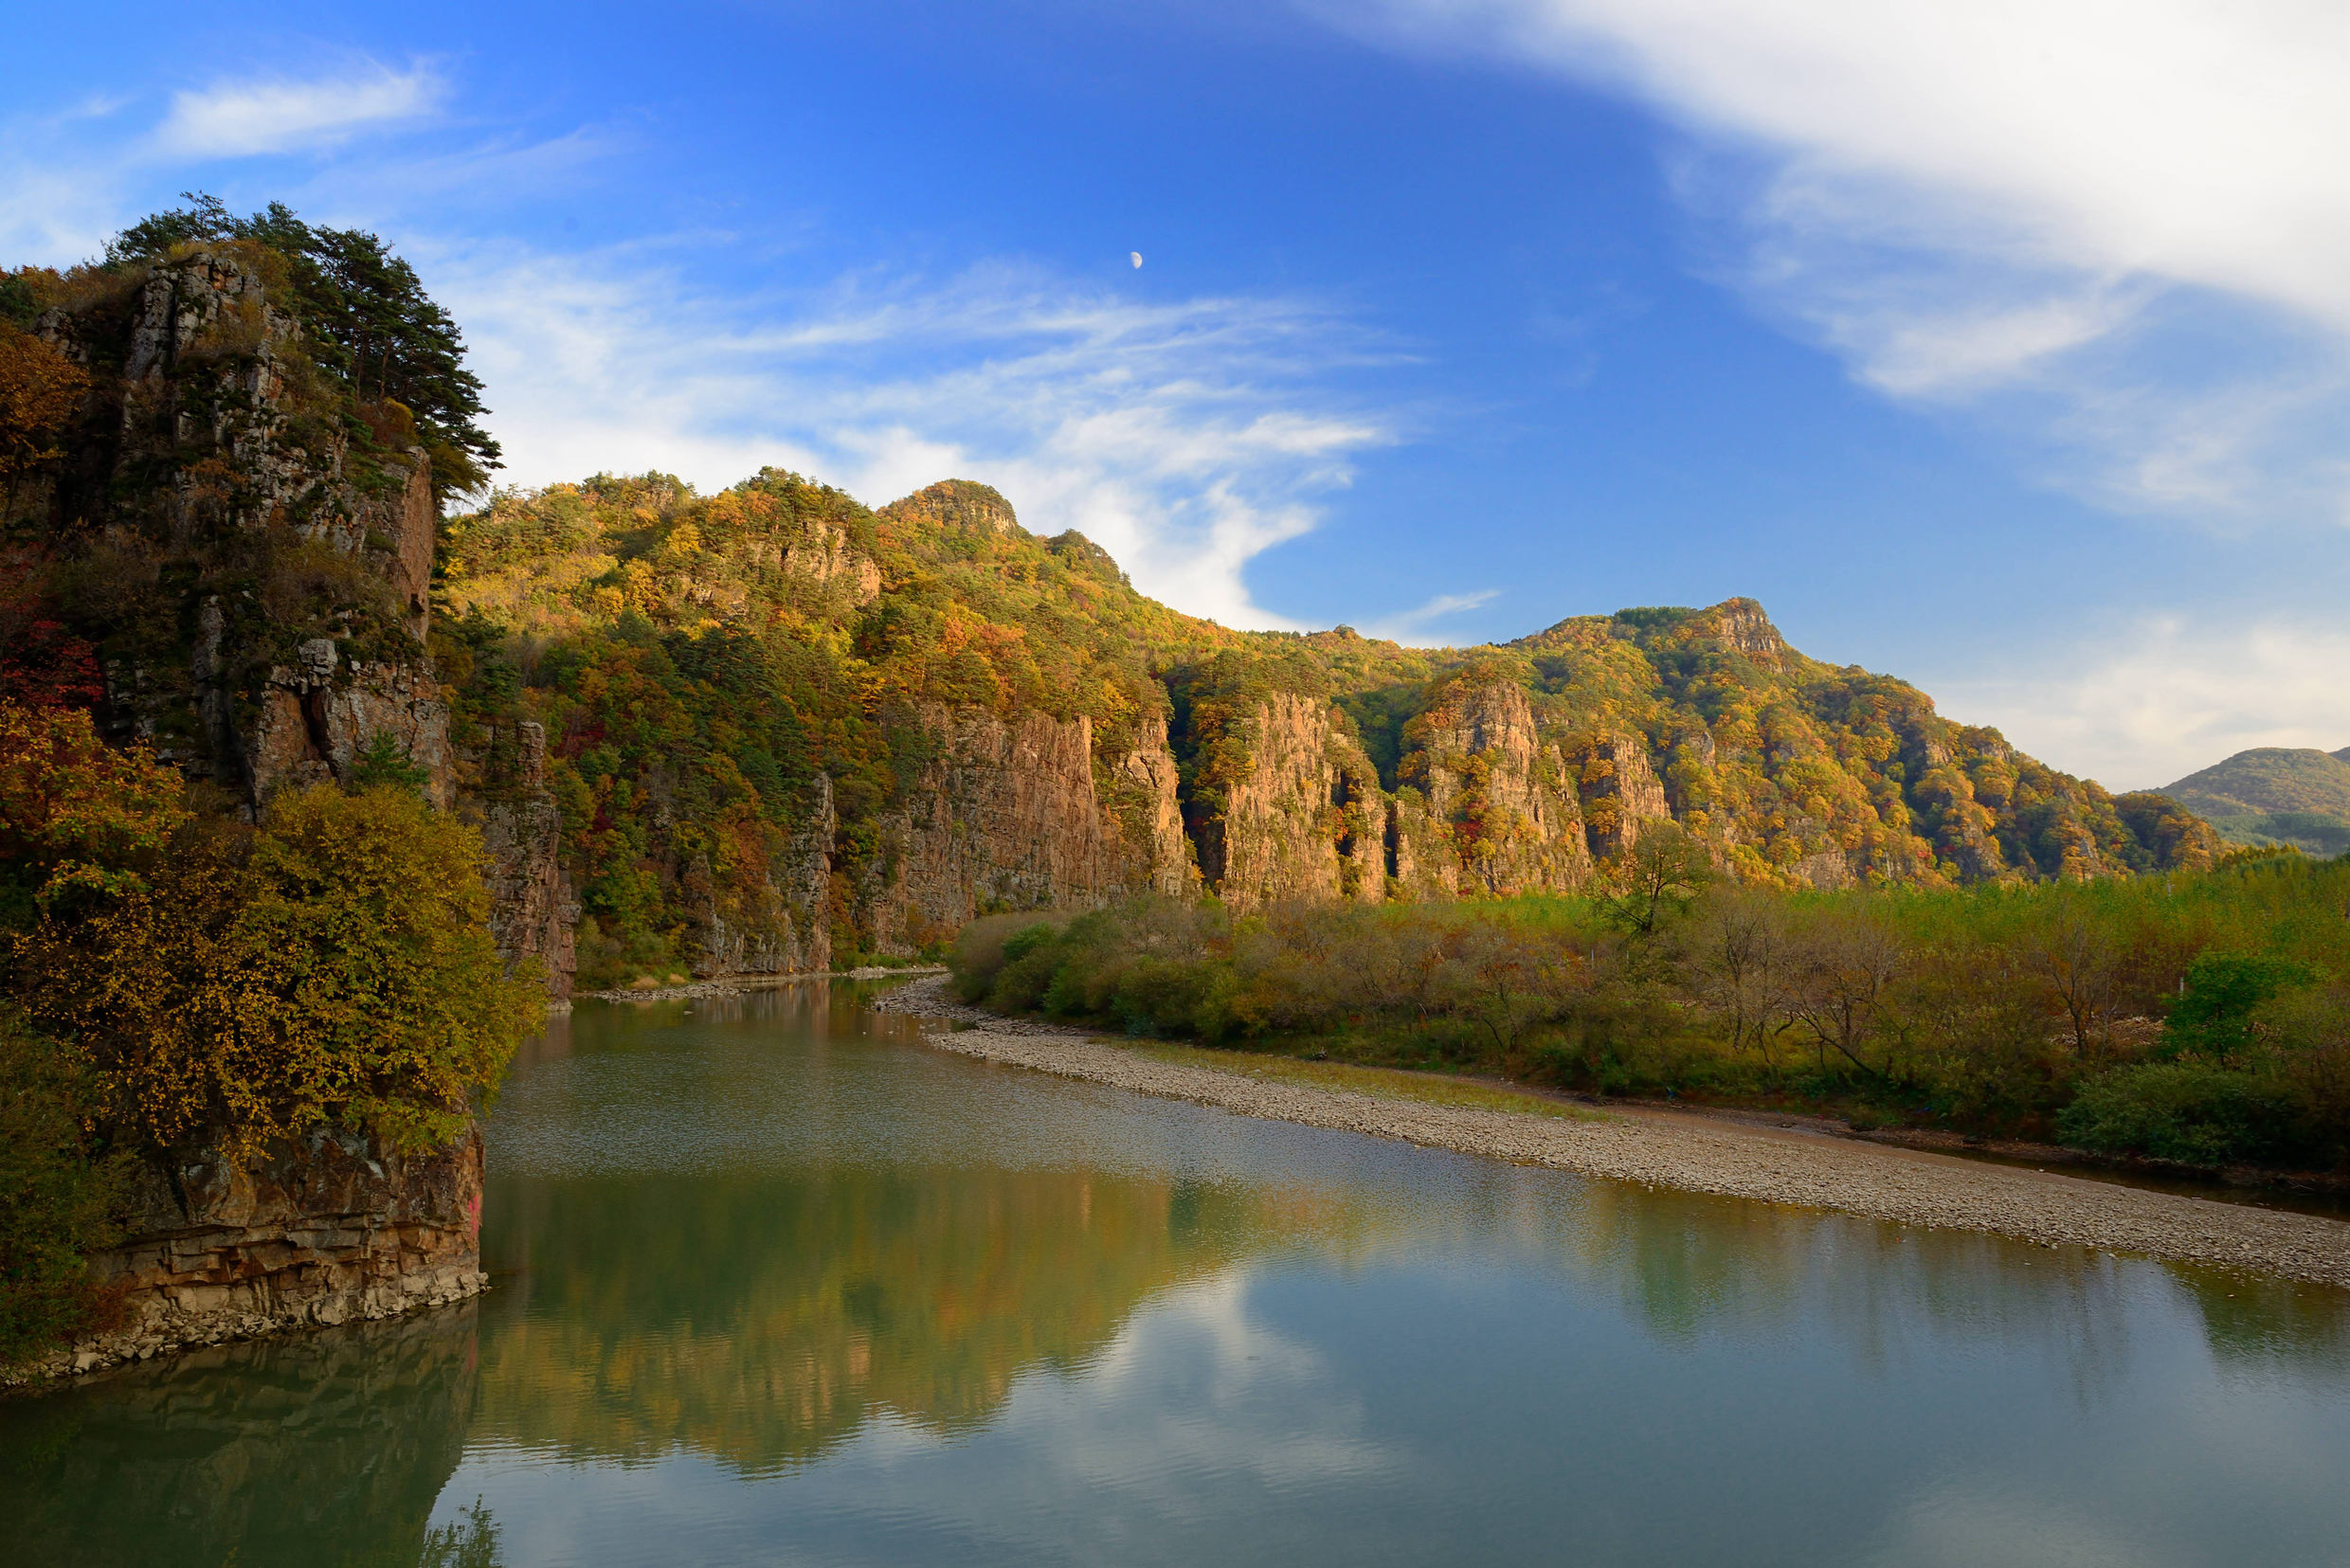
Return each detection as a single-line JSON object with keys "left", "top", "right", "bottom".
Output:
{"left": 1, "top": 1305, "right": 480, "bottom": 1568}
{"left": 4, "top": 982, "right": 2347, "bottom": 1568}
{"left": 475, "top": 1168, "right": 1260, "bottom": 1471}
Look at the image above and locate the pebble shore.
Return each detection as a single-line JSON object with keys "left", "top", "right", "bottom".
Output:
{"left": 876, "top": 976, "right": 2350, "bottom": 1289}
{"left": 578, "top": 964, "right": 949, "bottom": 1003}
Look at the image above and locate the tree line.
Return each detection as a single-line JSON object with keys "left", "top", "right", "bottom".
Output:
{"left": 951, "top": 826, "right": 2350, "bottom": 1175}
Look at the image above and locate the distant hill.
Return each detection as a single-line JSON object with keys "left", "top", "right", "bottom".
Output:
{"left": 2162, "top": 748, "right": 2350, "bottom": 856}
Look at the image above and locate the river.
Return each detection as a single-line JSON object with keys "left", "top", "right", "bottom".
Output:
{"left": 7, "top": 982, "right": 2350, "bottom": 1567}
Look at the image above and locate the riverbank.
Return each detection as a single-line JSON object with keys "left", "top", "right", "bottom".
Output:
{"left": 578, "top": 964, "right": 948, "bottom": 1003}
{"left": 875, "top": 977, "right": 2350, "bottom": 1289}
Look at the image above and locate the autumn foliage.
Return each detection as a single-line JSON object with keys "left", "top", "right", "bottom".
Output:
{"left": 2, "top": 701, "right": 542, "bottom": 1162}
{"left": 0, "top": 321, "right": 89, "bottom": 488}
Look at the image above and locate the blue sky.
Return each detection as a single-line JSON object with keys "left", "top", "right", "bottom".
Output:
{"left": 7, "top": 1, "right": 2346, "bottom": 787}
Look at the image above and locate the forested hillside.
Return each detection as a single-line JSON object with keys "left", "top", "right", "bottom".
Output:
{"left": 2164, "top": 747, "right": 2350, "bottom": 856}
{"left": 434, "top": 472, "right": 2218, "bottom": 987}
{"left": 1, "top": 194, "right": 2221, "bottom": 1001}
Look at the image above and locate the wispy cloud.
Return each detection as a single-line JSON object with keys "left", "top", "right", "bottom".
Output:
{"left": 1930, "top": 616, "right": 2350, "bottom": 791}
{"left": 1363, "top": 588, "right": 1500, "bottom": 645}
{"left": 153, "top": 63, "right": 444, "bottom": 158}
{"left": 0, "top": 59, "right": 461, "bottom": 263}
{"left": 1322, "top": 0, "right": 2350, "bottom": 525}
{"left": 430, "top": 246, "right": 1396, "bottom": 627}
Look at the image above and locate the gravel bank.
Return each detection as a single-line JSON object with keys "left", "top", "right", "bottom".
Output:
{"left": 579, "top": 964, "right": 948, "bottom": 1003}
{"left": 875, "top": 976, "right": 2350, "bottom": 1289}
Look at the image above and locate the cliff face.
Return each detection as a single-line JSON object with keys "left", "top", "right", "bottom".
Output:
{"left": 422, "top": 472, "right": 2226, "bottom": 982}
{"left": 7, "top": 1125, "right": 486, "bottom": 1387}
{"left": 468, "top": 721, "right": 580, "bottom": 999}
{"left": 1399, "top": 678, "right": 1593, "bottom": 897}
{"left": 11, "top": 248, "right": 572, "bottom": 992}
{"left": 864, "top": 702, "right": 1193, "bottom": 946}
{"left": 27, "top": 252, "right": 443, "bottom": 795}
{"left": 1185, "top": 691, "right": 1383, "bottom": 911}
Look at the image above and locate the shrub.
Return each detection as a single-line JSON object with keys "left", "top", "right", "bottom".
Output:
{"left": 15, "top": 784, "right": 544, "bottom": 1159}
{"left": 985, "top": 926, "right": 1063, "bottom": 1013}
{"left": 949, "top": 911, "right": 1065, "bottom": 1002}
{"left": 2057, "top": 1062, "right": 2308, "bottom": 1167}
{"left": 0, "top": 1008, "right": 130, "bottom": 1363}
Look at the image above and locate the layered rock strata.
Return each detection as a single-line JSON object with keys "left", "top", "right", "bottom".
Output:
{"left": 7, "top": 1126, "right": 487, "bottom": 1389}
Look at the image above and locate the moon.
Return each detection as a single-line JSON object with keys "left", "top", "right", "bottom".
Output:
{"left": 1130, "top": 252, "right": 1143, "bottom": 268}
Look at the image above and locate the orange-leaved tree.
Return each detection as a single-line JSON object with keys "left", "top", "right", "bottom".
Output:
{"left": 0, "top": 700, "right": 189, "bottom": 932}
{"left": 0, "top": 321, "right": 90, "bottom": 490}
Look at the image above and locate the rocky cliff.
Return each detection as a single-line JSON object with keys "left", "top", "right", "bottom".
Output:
{"left": 420, "top": 474, "right": 2223, "bottom": 983}
{"left": 7, "top": 246, "right": 570, "bottom": 992}
{"left": 4, "top": 1125, "right": 486, "bottom": 1388}
{"left": 9, "top": 230, "right": 2228, "bottom": 1000}
{"left": 861, "top": 701, "right": 1189, "bottom": 946}
{"left": 1184, "top": 690, "right": 1383, "bottom": 911}
{"left": 1398, "top": 676, "right": 1595, "bottom": 896}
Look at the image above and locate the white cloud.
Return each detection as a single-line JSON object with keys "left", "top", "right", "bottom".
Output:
{"left": 1929, "top": 616, "right": 2350, "bottom": 791}
{"left": 1362, "top": 588, "right": 1500, "bottom": 644}
{"left": 1323, "top": 0, "right": 2350, "bottom": 522}
{"left": 431, "top": 245, "right": 1393, "bottom": 627}
{"left": 153, "top": 63, "right": 444, "bottom": 158}
{"left": 0, "top": 61, "right": 462, "bottom": 264}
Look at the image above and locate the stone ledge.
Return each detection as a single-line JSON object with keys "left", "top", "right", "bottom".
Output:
{"left": 4, "top": 1124, "right": 486, "bottom": 1395}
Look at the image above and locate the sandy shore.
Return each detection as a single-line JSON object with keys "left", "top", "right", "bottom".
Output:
{"left": 875, "top": 976, "right": 2350, "bottom": 1289}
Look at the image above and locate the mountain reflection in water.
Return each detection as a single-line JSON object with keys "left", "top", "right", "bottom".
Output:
{"left": 4, "top": 981, "right": 2347, "bottom": 1568}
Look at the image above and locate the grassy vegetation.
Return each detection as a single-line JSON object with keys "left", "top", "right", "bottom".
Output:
{"left": 1118, "top": 1039, "right": 1602, "bottom": 1119}
{"left": 951, "top": 836, "right": 2350, "bottom": 1174}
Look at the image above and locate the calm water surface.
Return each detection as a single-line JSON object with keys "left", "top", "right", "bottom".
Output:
{"left": 8, "top": 982, "right": 2350, "bottom": 1567}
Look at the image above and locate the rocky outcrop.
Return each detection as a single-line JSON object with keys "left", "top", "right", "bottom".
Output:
{"left": 471, "top": 721, "right": 580, "bottom": 1000}
{"left": 887, "top": 478, "right": 1020, "bottom": 538}
{"left": 22, "top": 246, "right": 571, "bottom": 988}
{"left": 1398, "top": 679, "right": 1592, "bottom": 895}
{"left": 1574, "top": 730, "right": 1672, "bottom": 859}
{"left": 1188, "top": 693, "right": 1383, "bottom": 911}
{"left": 246, "top": 639, "right": 455, "bottom": 810}
{"left": 1102, "top": 712, "right": 1197, "bottom": 896}
{"left": 864, "top": 704, "right": 1191, "bottom": 948}
{"left": 7, "top": 1126, "right": 486, "bottom": 1389}
{"left": 697, "top": 772, "right": 835, "bottom": 978}
{"left": 781, "top": 518, "right": 881, "bottom": 605}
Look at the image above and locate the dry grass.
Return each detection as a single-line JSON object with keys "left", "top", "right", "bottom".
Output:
{"left": 1118, "top": 1041, "right": 1604, "bottom": 1120}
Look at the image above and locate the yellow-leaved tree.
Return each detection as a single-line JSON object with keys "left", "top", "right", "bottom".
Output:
{"left": 5, "top": 701, "right": 543, "bottom": 1162}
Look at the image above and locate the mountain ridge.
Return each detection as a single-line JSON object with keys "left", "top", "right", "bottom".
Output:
{"left": 2162, "top": 746, "right": 2350, "bottom": 856}
{"left": 1, "top": 242, "right": 2224, "bottom": 994}
{"left": 429, "top": 468, "right": 2220, "bottom": 980}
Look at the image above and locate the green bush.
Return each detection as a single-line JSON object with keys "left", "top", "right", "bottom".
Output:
{"left": 2056, "top": 1062, "right": 2307, "bottom": 1167}
{"left": 985, "top": 925, "right": 1064, "bottom": 1012}
{"left": 949, "top": 912, "right": 1064, "bottom": 1002}
{"left": 2160, "top": 952, "right": 2314, "bottom": 1060}
{"left": 0, "top": 1009, "right": 130, "bottom": 1364}
{"left": 937, "top": 860, "right": 2350, "bottom": 1173}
